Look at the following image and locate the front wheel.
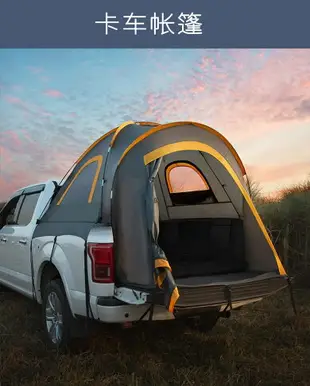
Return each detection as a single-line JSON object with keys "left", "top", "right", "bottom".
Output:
{"left": 42, "top": 279, "right": 73, "bottom": 350}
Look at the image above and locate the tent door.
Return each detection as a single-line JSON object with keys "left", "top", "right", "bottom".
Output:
{"left": 154, "top": 150, "right": 247, "bottom": 280}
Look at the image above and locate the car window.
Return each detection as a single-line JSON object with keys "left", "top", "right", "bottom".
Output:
{"left": 0, "top": 195, "right": 22, "bottom": 228}
{"left": 16, "top": 193, "right": 41, "bottom": 226}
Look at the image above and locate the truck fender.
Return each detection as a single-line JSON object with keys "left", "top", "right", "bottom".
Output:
{"left": 35, "top": 243, "right": 77, "bottom": 316}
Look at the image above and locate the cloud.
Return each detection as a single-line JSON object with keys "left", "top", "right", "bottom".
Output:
{"left": 4, "top": 95, "right": 23, "bottom": 105}
{"left": 3, "top": 95, "right": 33, "bottom": 115}
{"left": 141, "top": 49, "right": 310, "bottom": 131}
{"left": 2, "top": 94, "right": 54, "bottom": 118}
{"left": 0, "top": 128, "right": 78, "bottom": 201}
{"left": 0, "top": 146, "right": 13, "bottom": 164}
{"left": 43, "top": 89, "right": 64, "bottom": 98}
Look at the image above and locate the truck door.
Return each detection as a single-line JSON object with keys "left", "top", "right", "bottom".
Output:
{"left": 0, "top": 194, "right": 24, "bottom": 284}
{"left": 7, "top": 191, "right": 42, "bottom": 295}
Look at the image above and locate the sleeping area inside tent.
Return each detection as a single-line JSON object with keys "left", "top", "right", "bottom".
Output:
{"left": 153, "top": 149, "right": 281, "bottom": 286}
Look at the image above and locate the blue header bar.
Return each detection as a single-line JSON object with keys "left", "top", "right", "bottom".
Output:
{"left": 0, "top": 0, "right": 310, "bottom": 48}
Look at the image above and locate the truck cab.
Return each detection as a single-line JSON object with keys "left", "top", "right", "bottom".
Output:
{"left": 0, "top": 180, "right": 57, "bottom": 297}
{"left": 0, "top": 180, "right": 160, "bottom": 349}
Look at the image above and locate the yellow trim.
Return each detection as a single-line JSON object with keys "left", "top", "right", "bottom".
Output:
{"left": 144, "top": 141, "right": 286, "bottom": 276}
{"left": 71, "top": 121, "right": 153, "bottom": 185}
{"left": 136, "top": 121, "right": 161, "bottom": 127}
{"left": 168, "top": 287, "right": 180, "bottom": 313}
{"left": 76, "top": 121, "right": 159, "bottom": 165}
{"left": 75, "top": 128, "right": 116, "bottom": 164}
{"left": 56, "top": 155, "right": 104, "bottom": 205}
{"left": 155, "top": 258, "right": 171, "bottom": 271}
{"left": 165, "top": 161, "right": 210, "bottom": 193}
{"left": 110, "top": 121, "right": 135, "bottom": 147}
{"left": 118, "top": 121, "right": 246, "bottom": 176}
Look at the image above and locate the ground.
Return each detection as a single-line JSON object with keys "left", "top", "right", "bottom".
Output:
{"left": 1, "top": 287, "right": 310, "bottom": 386}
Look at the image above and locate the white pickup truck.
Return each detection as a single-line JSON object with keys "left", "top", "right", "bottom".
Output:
{"left": 0, "top": 180, "right": 178, "bottom": 349}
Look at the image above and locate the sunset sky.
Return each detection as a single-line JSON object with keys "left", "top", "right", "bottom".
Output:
{"left": 0, "top": 49, "right": 309, "bottom": 202}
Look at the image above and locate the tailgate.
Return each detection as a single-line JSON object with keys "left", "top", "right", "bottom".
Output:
{"left": 175, "top": 272, "right": 288, "bottom": 309}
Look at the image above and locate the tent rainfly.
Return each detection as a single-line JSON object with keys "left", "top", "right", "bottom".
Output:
{"left": 34, "top": 121, "right": 288, "bottom": 314}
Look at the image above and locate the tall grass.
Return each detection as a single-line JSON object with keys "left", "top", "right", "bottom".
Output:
{"left": 258, "top": 177, "right": 310, "bottom": 279}
{"left": 245, "top": 174, "right": 263, "bottom": 204}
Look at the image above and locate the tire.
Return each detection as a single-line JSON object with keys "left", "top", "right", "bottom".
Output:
{"left": 41, "top": 278, "right": 75, "bottom": 350}
{"left": 0, "top": 283, "right": 12, "bottom": 292}
{"left": 184, "top": 309, "right": 220, "bottom": 333}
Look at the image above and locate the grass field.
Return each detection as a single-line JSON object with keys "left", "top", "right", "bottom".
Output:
{"left": 1, "top": 286, "right": 310, "bottom": 386}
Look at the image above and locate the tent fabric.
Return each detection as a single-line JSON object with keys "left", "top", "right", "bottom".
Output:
{"left": 112, "top": 126, "right": 286, "bottom": 288}
{"left": 146, "top": 158, "right": 180, "bottom": 312}
{"left": 33, "top": 120, "right": 286, "bottom": 315}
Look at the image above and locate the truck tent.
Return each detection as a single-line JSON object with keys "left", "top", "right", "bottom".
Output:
{"left": 34, "top": 121, "right": 287, "bottom": 313}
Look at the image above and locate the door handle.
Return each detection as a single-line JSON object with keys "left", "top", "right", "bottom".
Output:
{"left": 18, "top": 239, "right": 27, "bottom": 245}
{"left": 0, "top": 237, "right": 7, "bottom": 243}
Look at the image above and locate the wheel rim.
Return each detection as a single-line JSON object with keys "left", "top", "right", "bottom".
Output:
{"left": 45, "top": 291, "right": 63, "bottom": 344}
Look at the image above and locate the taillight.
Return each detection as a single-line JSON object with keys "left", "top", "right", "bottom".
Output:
{"left": 87, "top": 243, "right": 114, "bottom": 283}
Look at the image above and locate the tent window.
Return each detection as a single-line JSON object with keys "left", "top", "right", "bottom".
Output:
{"left": 165, "top": 162, "right": 216, "bottom": 206}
